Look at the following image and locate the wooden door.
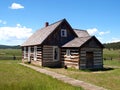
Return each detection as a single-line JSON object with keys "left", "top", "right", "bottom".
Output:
{"left": 86, "top": 52, "right": 94, "bottom": 69}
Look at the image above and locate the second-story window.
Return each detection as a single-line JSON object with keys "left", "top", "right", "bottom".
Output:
{"left": 61, "top": 29, "right": 67, "bottom": 37}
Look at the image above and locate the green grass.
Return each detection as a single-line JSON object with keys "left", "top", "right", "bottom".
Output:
{"left": 0, "top": 49, "right": 22, "bottom": 60}
{"left": 45, "top": 67, "right": 120, "bottom": 90}
{"left": 0, "top": 49, "right": 21, "bottom": 56}
{"left": 103, "top": 49, "right": 120, "bottom": 59}
{"left": 0, "top": 60, "right": 83, "bottom": 90}
{"left": 0, "top": 48, "right": 120, "bottom": 90}
{"left": 104, "top": 59, "right": 120, "bottom": 67}
{"left": 103, "top": 49, "right": 120, "bottom": 67}
{"left": 43, "top": 49, "right": 120, "bottom": 90}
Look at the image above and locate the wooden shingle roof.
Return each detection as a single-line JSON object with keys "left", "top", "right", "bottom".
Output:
{"left": 21, "top": 19, "right": 103, "bottom": 48}
{"left": 21, "top": 19, "right": 64, "bottom": 46}
{"left": 62, "top": 36, "right": 92, "bottom": 47}
{"left": 74, "top": 29, "right": 90, "bottom": 37}
{"left": 62, "top": 36, "right": 104, "bottom": 48}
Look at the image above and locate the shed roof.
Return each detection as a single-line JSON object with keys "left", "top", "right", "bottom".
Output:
{"left": 21, "top": 19, "right": 64, "bottom": 46}
{"left": 62, "top": 36, "right": 92, "bottom": 47}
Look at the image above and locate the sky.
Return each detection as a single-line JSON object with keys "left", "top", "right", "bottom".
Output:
{"left": 0, "top": 0, "right": 120, "bottom": 45}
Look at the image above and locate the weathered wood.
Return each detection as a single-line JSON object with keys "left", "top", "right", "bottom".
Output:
{"left": 79, "top": 47, "right": 103, "bottom": 69}
{"left": 64, "top": 59, "right": 79, "bottom": 62}
{"left": 63, "top": 61, "right": 78, "bottom": 65}
{"left": 94, "top": 61, "right": 102, "bottom": 63}
{"left": 61, "top": 48, "right": 79, "bottom": 69}
{"left": 80, "top": 64, "right": 86, "bottom": 66}
{"left": 42, "top": 46, "right": 61, "bottom": 67}
{"left": 81, "top": 48, "right": 102, "bottom": 51}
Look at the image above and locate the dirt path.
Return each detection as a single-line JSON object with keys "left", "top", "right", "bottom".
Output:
{"left": 20, "top": 63, "right": 107, "bottom": 90}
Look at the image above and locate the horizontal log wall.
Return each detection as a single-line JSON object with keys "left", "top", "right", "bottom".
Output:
{"left": 61, "top": 48, "right": 79, "bottom": 69}
{"left": 22, "top": 47, "right": 28, "bottom": 62}
{"left": 22, "top": 46, "right": 42, "bottom": 66}
{"left": 42, "top": 45, "right": 61, "bottom": 67}
{"left": 31, "top": 60, "right": 42, "bottom": 66}
{"left": 30, "top": 46, "right": 34, "bottom": 61}
{"left": 37, "top": 46, "right": 42, "bottom": 62}
{"left": 80, "top": 48, "right": 103, "bottom": 69}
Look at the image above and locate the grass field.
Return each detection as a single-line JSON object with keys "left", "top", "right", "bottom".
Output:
{"left": 103, "top": 49, "right": 120, "bottom": 60}
{"left": 45, "top": 66, "right": 120, "bottom": 90}
{"left": 104, "top": 59, "right": 120, "bottom": 67}
{"left": 103, "top": 49, "right": 120, "bottom": 67}
{"left": 44, "top": 49, "right": 120, "bottom": 90}
{"left": 0, "top": 49, "right": 22, "bottom": 60}
{"left": 0, "top": 49, "right": 120, "bottom": 90}
{"left": 0, "top": 60, "right": 83, "bottom": 90}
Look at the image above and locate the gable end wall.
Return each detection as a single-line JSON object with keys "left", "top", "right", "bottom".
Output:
{"left": 80, "top": 48, "right": 103, "bottom": 69}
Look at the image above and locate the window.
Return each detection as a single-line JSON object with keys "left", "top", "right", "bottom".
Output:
{"left": 53, "top": 46, "right": 59, "bottom": 61}
{"left": 61, "top": 29, "right": 67, "bottom": 37}
{"left": 34, "top": 46, "right": 37, "bottom": 61}
{"left": 24, "top": 47, "right": 26, "bottom": 58}
{"left": 66, "top": 49, "right": 71, "bottom": 56}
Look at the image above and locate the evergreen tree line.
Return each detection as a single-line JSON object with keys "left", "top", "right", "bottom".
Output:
{"left": 0, "top": 45, "right": 21, "bottom": 49}
{"left": 103, "top": 42, "right": 120, "bottom": 50}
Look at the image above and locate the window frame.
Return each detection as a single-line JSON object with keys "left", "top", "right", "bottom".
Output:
{"left": 66, "top": 49, "right": 71, "bottom": 56}
{"left": 53, "top": 46, "right": 59, "bottom": 61}
{"left": 61, "top": 29, "right": 67, "bottom": 37}
{"left": 28, "top": 46, "right": 31, "bottom": 62}
{"left": 34, "top": 46, "right": 37, "bottom": 61}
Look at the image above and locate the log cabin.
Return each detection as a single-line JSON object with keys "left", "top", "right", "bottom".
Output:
{"left": 21, "top": 19, "right": 104, "bottom": 69}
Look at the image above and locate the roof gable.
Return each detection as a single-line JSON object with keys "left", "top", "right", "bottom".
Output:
{"left": 21, "top": 19, "right": 64, "bottom": 46}
{"left": 81, "top": 36, "right": 104, "bottom": 48}
{"left": 21, "top": 19, "right": 78, "bottom": 46}
{"left": 21, "top": 19, "right": 103, "bottom": 48}
{"left": 62, "top": 36, "right": 104, "bottom": 48}
{"left": 42, "top": 19, "right": 78, "bottom": 46}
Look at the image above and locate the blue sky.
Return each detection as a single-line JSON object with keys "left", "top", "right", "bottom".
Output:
{"left": 0, "top": 0, "right": 120, "bottom": 45}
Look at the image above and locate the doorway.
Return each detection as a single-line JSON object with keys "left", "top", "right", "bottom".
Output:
{"left": 86, "top": 52, "right": 94, "bottom": 69}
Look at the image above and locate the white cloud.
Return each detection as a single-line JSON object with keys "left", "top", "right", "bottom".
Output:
{"left": 87, "top": 28, "right": 110, "bottom": 36}
{"left": 16, "top": 23, "right": 21, "bottom": 27}
{"left": 0, "top": 20, "right": 7, "bottom": 25}
{"left": 9, "top": 3, "right": 24, "bottom": 9}
{"left": 86, "top": 28, "right": 111, "bottom": 43}
{"left": 0, "top": 24, "right": 33, "bottom": 45}
{"left": 99, "top": 31, "right": 110, "bottom": 36}
{"left": 109, "top": 38, "right": 120, "bottom": 43}
{"left": 87, "top": 28, "right": 98, "bottom": 35}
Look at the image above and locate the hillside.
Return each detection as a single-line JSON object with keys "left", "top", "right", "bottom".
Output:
{"left": 0, "top": 45, "right": 21, "bottom": 49}
{"left": 104, "top": 42, "right": 120, "bottom": 49}
{"left": 0, "top": 42, "right": 120, "bottom": 50}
